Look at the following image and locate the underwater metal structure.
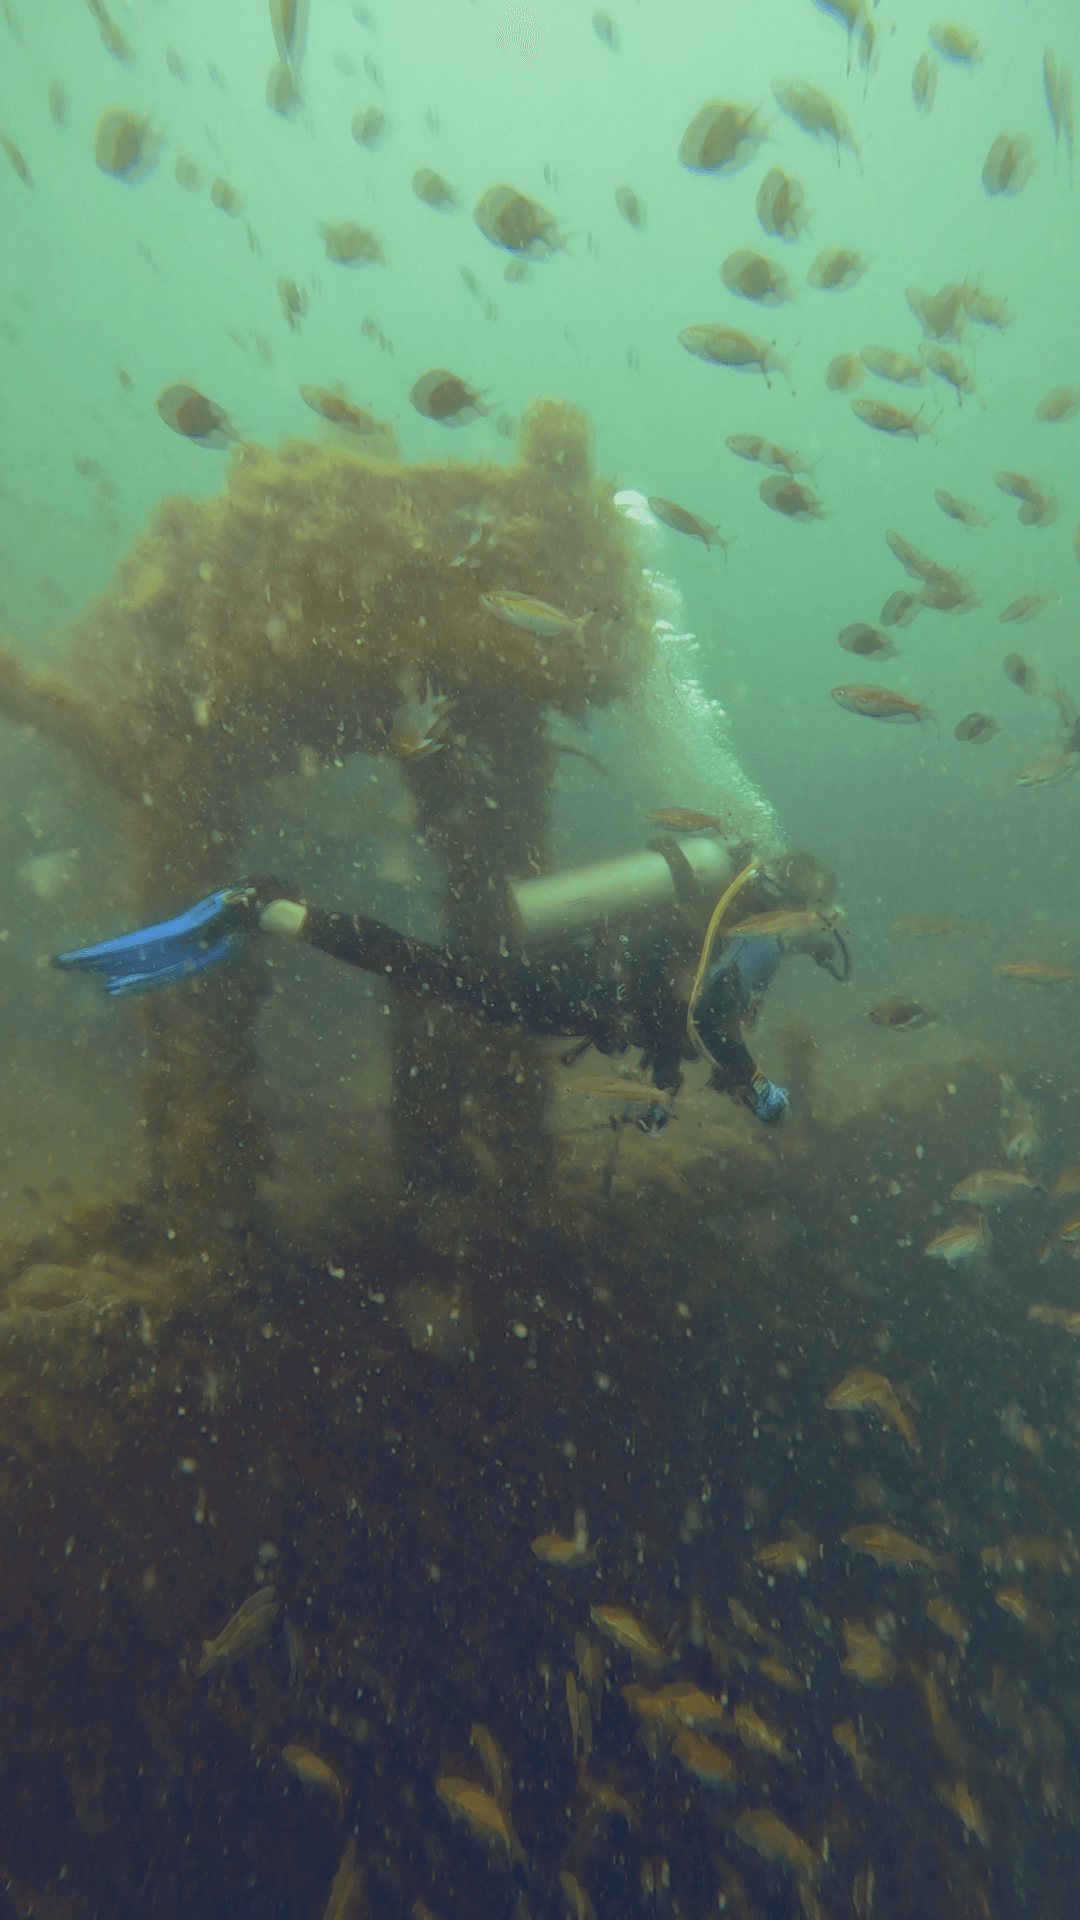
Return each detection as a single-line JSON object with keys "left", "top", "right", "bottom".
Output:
{"left": 0, "top": 403, "right": 664, "bottom": 1247}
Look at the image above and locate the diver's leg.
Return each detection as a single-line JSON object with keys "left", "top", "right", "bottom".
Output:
{"left": 52, "top": 877, "right": 287, "bottom": 997}
{"left": 53, "top": 879, "right": 626, "bottom": 1052}
{"left": 267, "top": 901, "right": 624, "bottom": 1046}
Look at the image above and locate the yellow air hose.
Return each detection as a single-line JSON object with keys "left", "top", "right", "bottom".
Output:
{"left": 686, "top": 859, "right": 762, "bottom": 1066}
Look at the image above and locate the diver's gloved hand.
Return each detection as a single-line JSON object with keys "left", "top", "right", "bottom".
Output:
{"left": 745, "top": 1072, "right": 790, "bottom": 1126}
{"left": 52, "top": 878, "right": 285, "bottom": 998}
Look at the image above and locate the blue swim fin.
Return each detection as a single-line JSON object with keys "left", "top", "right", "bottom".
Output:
{"left": 53, "top": 886, "right": 256, "bottom": 997}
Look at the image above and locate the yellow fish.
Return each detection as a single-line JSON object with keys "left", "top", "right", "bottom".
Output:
{"left": 937, "top": 1778, "right": 990, "bottom": 1847}
{"left": 980, "top": 1535, "right": 1076, "bottom": 1573}
{"left": 757, "top": 1654, "right": 806, "bottom": 1693}
{"left": 808, "top": 246, "right": 866, "bottom": 291}
{"left": 759, "top": 476, "right": 827, "bottom": 521}
{"left": 621, "top": 1681, "right": 687, "bottom": 1725}
{"left": 826, "top": 352, "right": 864, "bottom": 390}
{"left": 920, "top": 342, "right": 979, "bottom": 406}
{"left": 678, "top": 325, "right": 795, "bottom": 391}
{"left": 841, "top": 1524, "right": 944, "bottom": 1570}
{"left": 156, "top": 384, "right": 236, "bottom": 449}
{"left": 851, "top": 397, "right": 939, "bottom": 439}
{"left": 912, "top": 51, "right": 938, "bottom": 112}
{"left": 950, "top": 1167, "right": 1040, "bottom": 1207}
{"left": 299, "top": 385, "right": 381, "bottom": 434}
{"left": 479, "top": 590, "right": 593, "bottom": 641}
{"left": 1028, "top": 1300, "right": 1080, "bottom": 1331}
{"left": 667, "top": 1684, "right": 731, "bottom": 1730}
{"left": 1035, "top": 386, "right": 1080, "bottom": 423}
{"left": 474, "top": 182, "right": 566, "bottom": 257}
{"left": 532, "top": 1509, "right": 592, "bottom": 1568}
{"left": 720, "top": 248, "right": 793, "bottom": 305}
{"left": 1, "top": 137, "right": 31, "bottom": 187}
{"left": 269, "top": 0, "right": 309, "bottom": 65}
{"left": 771, "top": 77, "right": 859, "bottom": 164}
{"left": 924, "top": 1216, "right": 992, "bottom": 1263}
{"left": 934, "top": 489, "right": 988, "bottom": 527}
{"left": 435, "top": 1776, "right": 525, "bottom": 1862}
{"left": 983, "top": 132, "right": 1035, "bottom": 196}
{"left": 832, "top": 684, "right": 933, "bottom": 724}
{"left": 565, "top": 1079, "right": 672, "bottom": 1106}
{"left": 647, "top": 496, "right": 733, "bottom": 555}
{"left": 678, "top": 99, "right": 767, "bottom": 177}
{"left": 412, "top": 166, "right": 458, "bottom": 209}
{"left": 320, "top": 221, "right": 385, "bottom": 266}
{"left": 727, "top": 1596, "right": 778, "bottom": 1645}
{"left": 671, "top": 1728, "right": 740, "bottom": 1786}
{"left": 1016, "top": 748, "right": 1080, "bottom": 789}
{"left": 390, "top": 682, "right": 454, "bottom": 759}
{"left": 907, "top": 280, "right": 968, "bottom": 340}
{"left": 996, "top": 959, "right": 1080, "bottom": 984}
{"left": 281, "top": 1745, "right": 345, "bottom": 1812}
{"left": 825, "top": 1367, "right": 920, "bottom": 1450}
{"left": 862, "top": 346, "right": 925, "bottom": 385}
{"left": 753, "top": 1536, "right": 821, "bottom": 1574}
{"left": 840, "top": 1619, "right": 897, "bottom": 1686}
{"left": 995, "top": 1586, "right": 1053, "bottom": 1636}
{"left": 930, "top": 21, "right": 982, "bottom": 63}
{"left": 93, "top": 108, "right": 158, "bottom": 180}
{"left": 735, "top": 1808, "right": 821, "bottom": 1877}
{"left": 409, "top": 368, "right": 487, "bottom": 423}
{"left": 926, "top": 1595, "right": 970, "bottom": 1652}
{"left": 756, "top": 166, "right": 811, "bottom": 240}
{"left": 733, "top": 1701, "right": 794, "bottom": 1767}
{"left": 727, "top": 908, "right": 834, "bottom": 939}
{"left": 869, "top": 996, "right": 938, "bottom": 1030}
{"left": 645, "top": 807, "right": 727, "bottom": 832}
{"left": 590, "top": 1604, "right": 671, "bottom": 1667}
{"left": 531, "top": 1532, "right": 592, "bottom": 1568}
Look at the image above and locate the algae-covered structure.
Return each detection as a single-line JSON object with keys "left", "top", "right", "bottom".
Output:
{"left": 0, "top": 401, "right": 655, "bottom": 1242}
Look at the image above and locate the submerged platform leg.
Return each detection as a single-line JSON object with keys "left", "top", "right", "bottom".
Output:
{"left": 131, "top": 780, "right": 275, "bottom": 1228}
{"left": 391, "top": 702, "right": 556, "bottom": 1237}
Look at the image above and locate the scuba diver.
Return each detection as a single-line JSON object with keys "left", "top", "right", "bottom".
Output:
{"left": 52, "top": 838, "right": 849, "bottom": 1132}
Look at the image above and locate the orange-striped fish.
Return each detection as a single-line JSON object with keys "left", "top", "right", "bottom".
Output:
{"left": 565, "top": 1079, "right": 672, "bottom": 1106}
{"left": 831, "top": 684, "right": 934, "bottom": 724}
{"left": 995, "top": 960, "right": 1080, "bottom": 984}
{"left": 645, "top": 807, "right": 726, "bottom": 832}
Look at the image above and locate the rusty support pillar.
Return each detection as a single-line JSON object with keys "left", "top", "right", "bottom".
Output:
{"left": 391, "top": 700, "right": 556, "bottom": 1236}
{"left": 130, "top": 761, "right": 275, "bottom": 1226}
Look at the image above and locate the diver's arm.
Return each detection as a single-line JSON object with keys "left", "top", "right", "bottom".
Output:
{"left": 705, "top": 1034, "right": 790, "bottom": 1125}
{"left": 693, "top": 935, "right": 791, "bottom": 1125}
